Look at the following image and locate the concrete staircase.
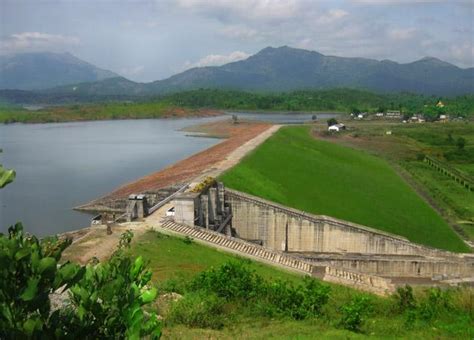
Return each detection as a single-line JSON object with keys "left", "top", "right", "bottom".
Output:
{"left": 159, "top": 218, "right": 395, "bottom": 295}
{"left": 161, "top": 218, "right": 313, "bottom": 273}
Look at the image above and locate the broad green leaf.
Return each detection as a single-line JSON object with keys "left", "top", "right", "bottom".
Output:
{"left": 130, "top": 256, "right": 143, "bottom": 279}
{"left": 0, "top": 166, "right": 15, "bottom": 188}
{"left": 140, "top": 287, "right": 157, "bottom": 304}
{"left": 38, "top": 257, "right": 57, "bottom": 275}
{"left": 14, "top": 247, "right": 30, "bottom": 261}
{"left": 23, "top": 317, "right": 43, "bottom": 335}
{"left": 20, "top": 277, "right": 40, "bottom": 301}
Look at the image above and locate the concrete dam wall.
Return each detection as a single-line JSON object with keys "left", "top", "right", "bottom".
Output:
{"left": 226, "top": 189, "right": 455, "bottom": 258}
{"left": 173, "top": 183, "right": 473, "bottom": 280}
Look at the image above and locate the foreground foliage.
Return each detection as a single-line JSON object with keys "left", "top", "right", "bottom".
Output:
{"left": 0, "top": 225, "right": 161, "bottom": 339}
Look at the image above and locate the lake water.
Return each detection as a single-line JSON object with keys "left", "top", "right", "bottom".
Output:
{"left": 0, "top": 112, "right": 339, "bottom": 236}
{"left": 0, "top": 118, "right": 222, "bottom": 236}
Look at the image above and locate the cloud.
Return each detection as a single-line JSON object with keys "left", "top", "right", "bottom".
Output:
{"left": 450, "top": 42, "right": 474, "bottom": 67}
{"left": 316, "top": 9, "right": 349, "bottom": 24}
{"left": 175, "top": 0, "right": 302, "bottom": 21}
{"left": 0, "top": 32, "right": 80, "bottom": 54}
{"left": 219, "top": 25, "right": 259, "bottom": 40}
{"left": 183, "top": 51, "right": 251, "bottom": 69}
{"left": 120, "top": 65, "right": 145, "bottom": 77}
{"left": 388, "top": 28, "right": 417, "bottom": 40}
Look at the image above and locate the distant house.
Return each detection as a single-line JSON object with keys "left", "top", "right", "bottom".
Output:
{"left": 328, "top": 123, "right": 346, "bottom": 132}
{"left": 386, "top": 110, "right": 401, "bottom": 118}
{"left": 375, "top": 112, "right": 384, "bottom": 117}
{"left": 439, "top": 114, "right": 449, "bottom": 121}
{"left": 436, "top": 101, "right": 445, "bottom": 108}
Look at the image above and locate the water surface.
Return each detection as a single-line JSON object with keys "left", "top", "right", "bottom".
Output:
{"left": 0, "top": 118, "right": 222, "bottom": 236}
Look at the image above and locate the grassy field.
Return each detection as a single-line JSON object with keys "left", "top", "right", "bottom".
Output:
{"left": 130, "top": 230, "right": 473, "bottom": 339}
{"left": 326, "top": 121, "right": 474, "bottom": 243}
{"left": 220, "top": 126, "right": 469, "bottom": 252}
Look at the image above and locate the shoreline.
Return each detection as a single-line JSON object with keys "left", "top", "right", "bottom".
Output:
{"left": 76, "top": 119, "right": 275, "bottom": 212}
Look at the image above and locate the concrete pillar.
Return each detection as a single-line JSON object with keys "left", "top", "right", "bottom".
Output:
{"left": 217, "top": 182, "right": 225, "bottom": 216}
{"left": 136, "top": 194, "right": 146, "bottom": 219}
{"left": 173, "top": 192, "right": 199, "bottom": 227}
{"left": 208, "top": 188, "right": 217, "bottom": 226}
{"left": 201, "top": 195, "right": 209, "bottom": 229}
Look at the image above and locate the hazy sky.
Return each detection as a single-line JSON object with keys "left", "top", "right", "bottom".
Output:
{"left": 1, "top": 0, "right": 473, "bottom": 82}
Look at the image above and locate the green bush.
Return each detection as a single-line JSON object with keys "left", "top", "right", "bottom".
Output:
{"left": 418, "top": 288, "right": 453, "bottom": 321}
{"left": 339, "top": 296, "right": 372, "bottom": 332}
{"left": 0, "top": 223, "right": 84, "bottom": 338}
{"left": 395, "top": 285, "right": 416, "bottom": 312}
{"left": 264, "top": 277, "right": 330, "bottom": 319}
{"left": 189, "top": 261, "right": 264, "bottom": 300}
{"left": 167, "top": 292, "right": 226, "bottom": 329}
{"left": 0, "top": 224, "right": 162, "bottom": 339}
{"left": 188, "top": 261, "right": 330, "bottom": 320}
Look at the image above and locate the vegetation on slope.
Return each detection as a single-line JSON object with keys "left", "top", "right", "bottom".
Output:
{"left": 164, "top": 88, "right": 474, "bottom": 117}
{"left": 220, "top": 126, "right": 469, "bottom": 252}
{"left": 326, "top": 121, "right": 474, "bottom": 242}
{"left": 1, "top": 88, "right": 474, "bottom": 124}
{"left": 131, "top": 230, "right": 473, "bottom": 339}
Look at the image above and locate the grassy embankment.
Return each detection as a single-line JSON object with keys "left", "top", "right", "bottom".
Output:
{"left": 390, "top": 123, "right": 474, "bottom": 241}
{"left": 324, "top": 121, "right": 474, "bottom": 243}
{"left": 220, "top": 126, "right": 469, "bottom": 252}
{"left": 130, "top": 230, "right": 473, "bottom": 339}
{"left": 0, "top": 101, "right": 216, "bottom": 124}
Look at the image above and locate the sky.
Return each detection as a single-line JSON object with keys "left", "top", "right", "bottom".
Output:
{"left": 1, "top": 0, "right": 473, "bottom": 82}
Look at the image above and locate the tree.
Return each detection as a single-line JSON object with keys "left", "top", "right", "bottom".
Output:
{"left": 327, "top": 118, "right": 338, "bottom": 127}
{"left": 456, "top": 137, "right": 466, "bottom": 150}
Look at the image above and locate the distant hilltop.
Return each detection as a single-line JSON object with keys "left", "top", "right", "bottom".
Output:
{"left": 2, "top": 46, "right": 474, "bottom": 96}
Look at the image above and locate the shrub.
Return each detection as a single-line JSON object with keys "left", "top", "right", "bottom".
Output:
{"left": 64, "top": 235, "right": 162, "bottom": 339}
{"left": 0, "top": 223, "right": 84, "bottom": 338}
{"left": 167, "top": 292, "right": 225, "bottom": 329}
{"left": 0, "top": 225, "right": 161, "bottom": 339}
{"left": 339, "top": 296, "right": 372, "bottom": 332}
{"left": 189, "top": 261, "right": 330, "bottom": 320}
{"left": 264, "top": 277, "right": 330, "bottom": 320}
{"left": 395, "top": 285, "right": 416, "bottom": 312}
{"left": 418, "top": 288, "right": 453, "bottom": 321}
{"left": 183, "top": 236, "right": 193, "bottom": 245}
{"left": 189, "top": 261, "right": 264, "bottom": 300}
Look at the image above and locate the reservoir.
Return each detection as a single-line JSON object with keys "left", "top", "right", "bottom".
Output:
{"left": 0, "top": 112, "right": 339, "bottom": 236}
{"left": 0, "top": 117, "right": 222, "bottom": 236}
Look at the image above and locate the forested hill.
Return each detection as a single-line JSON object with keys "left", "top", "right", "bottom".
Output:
{"left": 161, "top": 89, "right": 474, "bottom": 117}
{"left": 45, "top": 46, "right": 474, "bottom": 97}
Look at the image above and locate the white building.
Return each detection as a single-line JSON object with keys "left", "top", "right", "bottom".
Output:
{"left": 328, "top": 123, "right": 346, "bottom": 132}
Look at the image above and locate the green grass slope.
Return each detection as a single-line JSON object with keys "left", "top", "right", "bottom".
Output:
{"left": 220, "top": 126, "right": 469, "bottom": 253}
{"left": 131, "top": 231, "right": 473, "bottom": 339}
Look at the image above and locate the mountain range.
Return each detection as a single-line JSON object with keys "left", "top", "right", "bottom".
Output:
{"left": 0, "top": 52, "right": 118, "bottom": 90}
{"left": 2, "top": 47, "right": 473, "bottom": 96}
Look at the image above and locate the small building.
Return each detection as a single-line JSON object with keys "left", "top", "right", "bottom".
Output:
{"left": 375, "top": 112, "right": 384, "bottom": 117}
{"left": 328, "top": 123, "right": 346, "bottom": 132}
{"left": 386, "top": 110, "right": 401, "bottom": 118}
{"left": 436, "top": 101, "right": 445, "bottom": 108}
{"left": 439, "top": 114, "right": 449, "bottom": 121}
